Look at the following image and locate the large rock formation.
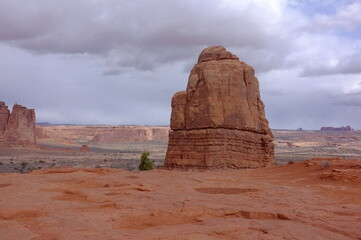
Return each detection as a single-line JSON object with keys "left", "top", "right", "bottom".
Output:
{"left": 164, "top": 46, "right": 274, "bottom": 169}
{"left": 0, "top": 102, "right": 36, "bottom": 147}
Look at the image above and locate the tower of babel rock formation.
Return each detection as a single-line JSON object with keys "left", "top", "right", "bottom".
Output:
{"left": 0, "top": 101, "right": 36, "bottom": 146}
{"left": 164, "top": 46, "right": 274, "bottom": 169}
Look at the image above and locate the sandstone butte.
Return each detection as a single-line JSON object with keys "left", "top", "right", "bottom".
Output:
{"left": 165, "top": 46, "right": 274, "bottom": 169}
{"left": 0, "top": 158, "right": 360, "bottom": 240}
{"left": 0, "top": 101, "right": 36, "bottom": 147}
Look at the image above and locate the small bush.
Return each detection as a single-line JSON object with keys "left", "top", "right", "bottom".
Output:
{"left": 21, "top": 162, "right": 28, "bottom": 169}
{"left": 320, "top": 160, "right": 330, "bottom": 169}
{"left": 138, "top": 151, "right": 153, "bottom": 171}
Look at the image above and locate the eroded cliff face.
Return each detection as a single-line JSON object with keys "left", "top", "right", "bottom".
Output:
{"left": 164, "top": 46, "right": 274, "bottom": 169}
{"left": 0, "top": 102, "right": 36, "bottom": 147}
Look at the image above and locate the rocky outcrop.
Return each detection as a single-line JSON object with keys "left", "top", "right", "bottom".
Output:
{"left": 0, "top": 102, "right": 36, "bottom": 146}
{"left": 164, "top": 46, "right": 274, "bottom": 169}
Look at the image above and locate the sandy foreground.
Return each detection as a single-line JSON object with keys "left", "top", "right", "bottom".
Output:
{"left": 0, "top": 159, "right": 360, "bottom": 240}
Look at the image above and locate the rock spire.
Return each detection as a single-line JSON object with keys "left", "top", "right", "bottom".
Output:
{"left": 164, "top": 46, "right": 274, "bottom": 169}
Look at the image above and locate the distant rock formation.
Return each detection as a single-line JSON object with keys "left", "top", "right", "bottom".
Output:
{"left": 164, "top": 46, "right": 274, "bottom": 169}
{"left": 320, "top": 126, "right": 352, "bottom": 131}
{"left": 90, "top": 126, "right": 169, "bottom": 143}
{"left": 80, "top": 144, "right": 90, "bottom": 152}
{"left": 37, "top": 125, "right": 169, "bottom": 144}
{"left": 0, "top": 102, "right": 36, "bottom": 147}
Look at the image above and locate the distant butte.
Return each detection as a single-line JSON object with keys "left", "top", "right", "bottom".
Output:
{"left": 164, "top": 46, "right": 274, "bottom": 169}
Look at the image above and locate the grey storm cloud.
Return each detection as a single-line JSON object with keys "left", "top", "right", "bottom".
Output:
{"left": 0, "top": 0, "right": 287, "bottom": 71}
{"left": 1, "top": 0, "right": 361, "bottom": 129}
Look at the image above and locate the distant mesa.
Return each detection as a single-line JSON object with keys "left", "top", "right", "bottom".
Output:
{"left": 37, "top": 122, "right": 51, "bottom": 125}
{"left": 164, "top": 46, "right": 274, "bottom": 169}
{"left": 0, "top": 101, "right": 37, "bottom": 147}
{"left": 320, "top": 126, "right": 352, "bottom": 131}
{"left": 90, "top": 126, "right": 169, "bottom": 143}
{"left": 36, "top": 125, "right": 170, "bottom": 144}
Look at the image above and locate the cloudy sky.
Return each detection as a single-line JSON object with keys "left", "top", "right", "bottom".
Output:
{"left": 1, "top": 0, "right": 361, "bottom": 130}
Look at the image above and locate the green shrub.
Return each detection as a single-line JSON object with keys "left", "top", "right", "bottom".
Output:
{"left": 138, "top": 151, "right": 153, "bottom": 171}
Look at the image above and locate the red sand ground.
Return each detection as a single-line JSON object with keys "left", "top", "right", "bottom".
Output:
{"left": 0, "top": 158, "right": 360, "bottom": 240}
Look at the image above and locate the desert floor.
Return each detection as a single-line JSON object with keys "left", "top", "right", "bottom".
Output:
{"left": 0, "top": 158, "right": 360, "bottom": 240}
{"left": 0, "top": 140, "right": 168, "bottom": 173}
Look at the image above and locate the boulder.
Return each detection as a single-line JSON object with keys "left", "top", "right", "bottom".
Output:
{"left": 164, "top": 46, "right": 274, "bottom": 169}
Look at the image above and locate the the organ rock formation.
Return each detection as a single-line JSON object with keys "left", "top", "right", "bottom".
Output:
{"left": 0, "top": 101, "right": 36, "bottom": 147}
{"left": 164, "top": 46, "right": 274, "bottom": 169}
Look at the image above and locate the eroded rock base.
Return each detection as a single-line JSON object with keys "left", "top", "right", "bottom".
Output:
{"left": 165, "top": 128, "right": 274, "bottom": 169}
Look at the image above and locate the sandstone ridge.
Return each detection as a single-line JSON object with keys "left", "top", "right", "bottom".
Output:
{"left": 165, "top": 46, "right": 274, "bottom": 169}
{"left": 0, "top": 101, "right": 36, "bottom": 147}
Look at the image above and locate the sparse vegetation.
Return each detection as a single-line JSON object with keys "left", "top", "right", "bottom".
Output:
{"left": 21, "top": 161, "right": 28, "bottom": 169}
{"left": 138, "top": 151, "right": 153, "bottom": 171}
{"left": 320, "top": 160, "right": 330, "bottom": 169}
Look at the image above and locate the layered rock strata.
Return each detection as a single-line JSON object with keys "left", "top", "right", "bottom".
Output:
{"left": 0, "top": 102, "right": 36, "bottom": 146}
{"left": 164, "top": 46, "right": 274, "bottom": 169}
